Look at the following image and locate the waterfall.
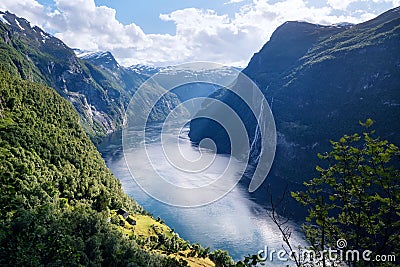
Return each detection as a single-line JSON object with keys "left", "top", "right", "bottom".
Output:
{"left": 249, "top": 98, "right": 264, "bottom": 164}
{"left": 270, "top": 96, "right": 274, "bottom": 110}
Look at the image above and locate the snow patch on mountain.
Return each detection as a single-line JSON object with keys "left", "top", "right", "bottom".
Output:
{"left": 0, "top": 14, "right": 10, "bottom": 25}
{"left": 14, "top": 18, "right": 24, "bottom": 30}
{"left": 40, "top": 31, "right": 50, "bottom": 43}
{"left": 73, "top": 49, "right": 97, "bottom": 58}
{"left": 331, "top": 22, "right": 354, "bottom": 28}
{"left": 81, "top": 51, "right": 110, "bottom": 60}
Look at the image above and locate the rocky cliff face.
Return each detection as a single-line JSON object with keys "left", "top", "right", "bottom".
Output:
{"left": 0, "top": 11, "right": 183, "bottom": 141}
{"left": 189, "top": 7, "right": 400, "bottom": 185}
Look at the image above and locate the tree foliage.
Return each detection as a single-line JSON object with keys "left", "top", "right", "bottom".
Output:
{"left": 292, "top": 120, "right": 400, "bottom": 266}
{"left": 209, "top": 249, "right": 235, "bottom": 267}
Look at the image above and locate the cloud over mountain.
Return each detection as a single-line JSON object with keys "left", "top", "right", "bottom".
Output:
{"left": 0, "top": 0, "right": 397, "bottom": 66}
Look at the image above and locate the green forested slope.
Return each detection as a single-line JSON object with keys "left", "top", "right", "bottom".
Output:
{"left": 0, "top": 70, "right": 186, "bottom": 266}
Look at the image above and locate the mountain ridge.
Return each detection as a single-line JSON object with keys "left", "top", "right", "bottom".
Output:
{"left": 189, "top": 6, "right": 400, "bottom": 187}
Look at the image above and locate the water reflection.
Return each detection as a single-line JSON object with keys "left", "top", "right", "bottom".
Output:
{"left": 97, "top": 124, "right": 304, "bottom": 261}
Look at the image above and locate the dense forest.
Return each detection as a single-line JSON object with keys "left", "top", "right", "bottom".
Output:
{"left": 0, "top": 70, "right": 222, "bottom": 266}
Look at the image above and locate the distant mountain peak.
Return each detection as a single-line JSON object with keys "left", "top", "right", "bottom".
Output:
{"left": 128, "top": 64, "right": 163, "bottom": 77}
{"left": 277, "top": 20, "right": 352, "bottom": 33}
{"left": 331, "top": 22, "right": 354, "bottom": 28}
{"left": 127, "top": 64, "right": 241, "bottom": 81}
{"left": 75, "top": 50, "right": 120, "bottom": 69}
{"left": 75, "top": 50, "right": 111, "bottom": 59}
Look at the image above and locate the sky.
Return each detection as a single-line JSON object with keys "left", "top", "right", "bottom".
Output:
{"left": 0, "top": 0, "right": 398, "bottom": 67}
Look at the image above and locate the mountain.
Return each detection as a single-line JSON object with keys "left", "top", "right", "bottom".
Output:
{"left": 0, "top": 11, "right": 183, "bottom": 141}
{"left": 189, "top": 7, "right": 400, "bottom": 186}
{"left": 76, "top": 50, "right": 187, "bottom": 124}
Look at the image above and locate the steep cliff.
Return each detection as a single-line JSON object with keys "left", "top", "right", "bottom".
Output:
{"left": 189, "top": 7, "right": 400, "bottom": 184}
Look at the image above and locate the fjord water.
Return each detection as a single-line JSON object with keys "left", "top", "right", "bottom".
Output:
{"left": 97, "top": 123, "right": 303, "bottom": 261}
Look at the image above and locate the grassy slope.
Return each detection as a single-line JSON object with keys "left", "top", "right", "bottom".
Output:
{"left": 112, "top": 212, "right": 215, "bottom": 267}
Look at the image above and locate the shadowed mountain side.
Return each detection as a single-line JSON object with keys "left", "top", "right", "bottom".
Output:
{"left": 189, "top": 7, "right": 400, "bottom": 190}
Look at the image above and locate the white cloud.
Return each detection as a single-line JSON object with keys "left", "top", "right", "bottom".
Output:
{"left": 52, "top": 0, "right": 149, "bottom": 51}
{"left": 153, "top": 8, "right": 254, "bottom": 65}
{"left": 0, "top": 0, "right": 149, "bottom": 51}
{"left": 327, "top": 0, "right": 360, "bottom": 10}
{"left": 140, "top": 0, "right": 377, "bottom": 66}
{"left": 372, "top": 0, "right": 400, "bottom": 6}
{"left": 0, "top": 0, "right": 394, "bottom": 67}
{"left": 225, "top": 0, "right": 247, "bottom": 4}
